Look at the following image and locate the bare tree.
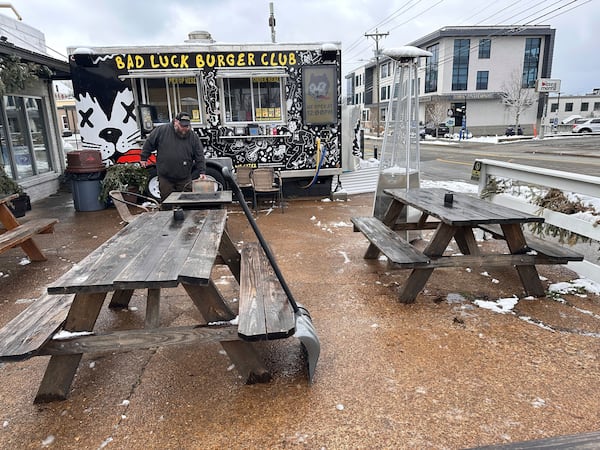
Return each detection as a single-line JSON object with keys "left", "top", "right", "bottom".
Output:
{"left": 500, "top": 71, "right": 535, "bottom": 130}
{"left": 424, "top": 101, "right": 449, "bottom": 136}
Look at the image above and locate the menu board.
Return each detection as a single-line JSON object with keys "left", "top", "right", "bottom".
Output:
{"left": 303, "top": 65, "right": 337, "bottom": 125}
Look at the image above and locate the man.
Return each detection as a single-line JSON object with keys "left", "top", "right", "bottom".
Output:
{"left": 140, "top": 112, "right": 206, "bottom": 201}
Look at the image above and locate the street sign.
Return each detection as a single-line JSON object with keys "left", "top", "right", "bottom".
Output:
{"left": 470, "top": 160, "right": 481, "bottom": 181}
{"left": 536, "top": 78, "right": 561, "bottom": 93}
{"left": 446, "top": 118, "right": 455, "bottom": 127}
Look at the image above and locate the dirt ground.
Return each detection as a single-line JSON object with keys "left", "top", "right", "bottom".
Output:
{"left": 0, "top": 190, "right": 599, "bottom": 449}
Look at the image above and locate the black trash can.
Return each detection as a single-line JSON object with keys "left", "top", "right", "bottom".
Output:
{"left": 65, "top": 150, "right": 107, "bottom": 212}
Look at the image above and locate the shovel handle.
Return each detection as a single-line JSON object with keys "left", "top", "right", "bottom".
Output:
{"left": 222, "top": 166, "right": 300, "bottom": 313}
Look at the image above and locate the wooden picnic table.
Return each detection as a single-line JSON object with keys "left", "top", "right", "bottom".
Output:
{"left": 352, "top": 187, "right": 583, "bottom": 303}
{"left": 2, "top": 207, "right": 295, "bottom": 402}
{"left": 0, "top": 193, "right": 57, "bottom": 261}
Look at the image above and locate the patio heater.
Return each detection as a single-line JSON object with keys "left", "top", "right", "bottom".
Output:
{"left": 373, "top": 46, "right": 432, "bottom": 222}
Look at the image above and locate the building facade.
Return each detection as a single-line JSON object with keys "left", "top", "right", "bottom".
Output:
{"left": 347, "top": 26, "right": 556, "bottom": 136}
{"left": 546, "top": 89, "right": 600, "bottom": 128}
{"left": 0, "top": 14, "right": 70, "bottom": 202}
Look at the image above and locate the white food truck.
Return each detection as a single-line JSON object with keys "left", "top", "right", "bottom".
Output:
{"left": 68, "top": 32, "right": 343, "bottom": 198}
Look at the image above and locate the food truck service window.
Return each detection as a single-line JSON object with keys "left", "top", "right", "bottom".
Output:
{"left": 219, "top": 71, "right": 286, "bottom": 124}
{"left": 124, "top": 70, "right": 204, "bottom": 125}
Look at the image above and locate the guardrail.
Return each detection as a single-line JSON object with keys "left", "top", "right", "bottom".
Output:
{"left": 474, "top": 159, "right": 600, "bottom": 283}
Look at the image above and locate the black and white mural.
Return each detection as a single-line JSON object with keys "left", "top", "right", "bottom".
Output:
{"left": 70, "top": 47, "right": 342, "bottom": 175}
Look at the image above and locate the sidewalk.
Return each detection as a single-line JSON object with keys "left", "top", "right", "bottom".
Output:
{"left": 1, "top": 190, "right": 599, "bottom": 449}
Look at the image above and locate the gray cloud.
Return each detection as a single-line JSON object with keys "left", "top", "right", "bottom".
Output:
{"left": 8, "top": 0, "right": 598, "bottom": 94}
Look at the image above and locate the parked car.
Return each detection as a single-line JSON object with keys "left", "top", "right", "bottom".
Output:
{"left": 505, "top": 125, "right": 523, "bottom": 136}
{"left": 572, "top": 118, "right": 600, "bottom": 133}
{"left": 424, "top": 123, "right": 449, "bottom": 137}
{"left": 560, "top": 114, "right": 582, "bottom": 125}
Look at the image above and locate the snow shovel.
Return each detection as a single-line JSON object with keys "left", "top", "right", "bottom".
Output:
{"left": 222, "top": 166, "right": 320, "bottom": 382}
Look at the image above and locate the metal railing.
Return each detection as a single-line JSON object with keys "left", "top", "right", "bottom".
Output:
{"left": 475, "top": 159, "right": 600, "bottom": 283}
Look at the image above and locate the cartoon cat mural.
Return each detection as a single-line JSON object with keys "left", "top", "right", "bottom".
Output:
{"left": 76, "top": 89, "right": 141, "bottom": 163}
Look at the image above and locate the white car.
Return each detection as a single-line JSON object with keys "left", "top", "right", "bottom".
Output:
{"left": 572, "top": 118, "right": 600, "bottom": 133}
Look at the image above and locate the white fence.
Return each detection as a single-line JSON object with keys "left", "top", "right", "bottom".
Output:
{"left": 475, "top": 159, "right": 600, "bottom": 283}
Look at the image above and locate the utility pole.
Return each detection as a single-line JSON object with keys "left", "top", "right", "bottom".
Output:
{"left": 365, "top": 28, "right": 389, "bottom": 137}
{"left": 268, "top": 2, "right": 276, "bottom": 43}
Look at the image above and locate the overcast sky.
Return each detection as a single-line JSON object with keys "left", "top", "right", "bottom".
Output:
{"left": 5, "top": 0, "right": 599, "bottom": 95}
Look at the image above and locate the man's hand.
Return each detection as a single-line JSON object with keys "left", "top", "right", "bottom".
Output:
{"left": 140, "top": 160, "right": 148, "bottom": 168}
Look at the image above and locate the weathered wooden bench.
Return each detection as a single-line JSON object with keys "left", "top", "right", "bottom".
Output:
{"left": 237, "top": 242, "right": 296, "bottom": 341}
{"left": 351, "top": 216, "right": 430, "bottom": 267}
{"left": 352, "top": 216, "right": 583, "bottom": 269}
{"left": 0, "top": 293, "right": 75, "bottom": 362}
{"left": 478, "top": 223, "right": 584, "bottom": 264}
{"left": 0, "top": 218, "right": 58, "bottom": 261}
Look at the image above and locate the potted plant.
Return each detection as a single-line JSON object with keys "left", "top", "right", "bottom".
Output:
{"left": 0, "top": 165, "right": 29, "bottom": 217}
{"left": 99, "top": 163, "right": 149, "bottom": 204}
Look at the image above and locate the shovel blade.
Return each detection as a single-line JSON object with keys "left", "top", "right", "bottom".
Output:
{"left": 294, "top": 305, "right": 320, "bottom": 383}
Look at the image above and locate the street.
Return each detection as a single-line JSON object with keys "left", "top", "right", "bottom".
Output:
{"left": 364, "top": 134, "right": 600, "bottom": 183}
{"left": 420, "top": 135, "right": 600, "bottom": 183}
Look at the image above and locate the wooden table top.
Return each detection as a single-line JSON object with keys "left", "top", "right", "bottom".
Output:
{"left": 48, "top": 209, "right": 227, "bottom": 294}
{"left": 384, "top": 188, "right": 545, "bottom": 226}
{"left": 162, "top": 191, "right": 232, "bottom": 208}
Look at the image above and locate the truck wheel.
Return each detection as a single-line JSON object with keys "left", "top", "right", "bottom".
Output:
{"left": 145, "top": 166, "right": 161, "bottom": 200}
{"left": 205, "top": 166, "right": 227, "bottom": 189}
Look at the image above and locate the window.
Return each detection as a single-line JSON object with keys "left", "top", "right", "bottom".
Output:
{"left": 476, "top": 71, "right": 489, "bottom": 90}
{"left": 479, "top": 39, "right": 491, "bottom": 59}
{"left": 522, "top": 38, "right": 541, "bottom": 88}
{"left": 380, "top": 61, "right": 392, "bottom": 79}
{"left": 1, "top": 95, "right": 53, "bottom": 180}
{"left": 132, "top": 74, "right": 203, "bottom": 124}
{"left": 550, "top": 103, "right": 558, "bottom": 112}
{"left": 355, "top": 73, "right": 363, "bottom": 86}
{"left": 221, "top": 75, "right": 285, "bottom": 123}
{"left": 565, "top": 102, "right": 573, "bottom": 112}
{"left": 581, "top": 102, "right": 589, "bottom": 112}
{"left": 594, "top": 102, "right": 600, "bottom": 112}
{"left": 425, "top": 43, "right": 439, "bottom": 93}
{"left": 452, "top": 39, "right": 470, "bottom": 91}
{"left": 380, "top": 85, "right": 391, "bottom": 101}
{"left": 361, "top": 109, "right": 370, "bottom": 121}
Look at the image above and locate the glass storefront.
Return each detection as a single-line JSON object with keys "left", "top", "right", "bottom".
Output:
{"left": 1, "top": 95, "right": 53, "bottom": 180}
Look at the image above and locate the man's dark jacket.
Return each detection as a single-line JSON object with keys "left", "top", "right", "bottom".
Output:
{"left": 141, "top": 122, "right": 206, "bottom": 181}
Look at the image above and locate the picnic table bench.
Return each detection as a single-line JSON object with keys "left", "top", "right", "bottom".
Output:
{"left": 352, "top": 188, "right": 583, "bottom": 303}
{"left": 0, "top": 209, "right": 299, "bottom": 402}
{"left": 0, "top": 193, "right": 58, "bottom": 261}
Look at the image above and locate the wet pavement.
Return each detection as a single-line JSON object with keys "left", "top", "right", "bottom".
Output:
{"left": 1, "top": 187, "right": 599, "bottom": 449}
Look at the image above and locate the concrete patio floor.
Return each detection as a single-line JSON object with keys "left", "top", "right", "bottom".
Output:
{"left": 1, "top": 188, "right": 599, "bottom": 449}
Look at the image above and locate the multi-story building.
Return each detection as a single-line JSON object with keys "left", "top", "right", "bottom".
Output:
{"left": 347, "top": 25, "right": 556, "bottom": 136}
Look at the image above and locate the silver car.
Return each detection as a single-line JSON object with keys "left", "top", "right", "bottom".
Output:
{"left": 572, "top": 118, "right": 600, "bottom": 133}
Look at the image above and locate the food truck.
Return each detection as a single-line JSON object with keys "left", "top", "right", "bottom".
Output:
{"left": 68, "top": 32, "right": 342, "bottom": 198}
